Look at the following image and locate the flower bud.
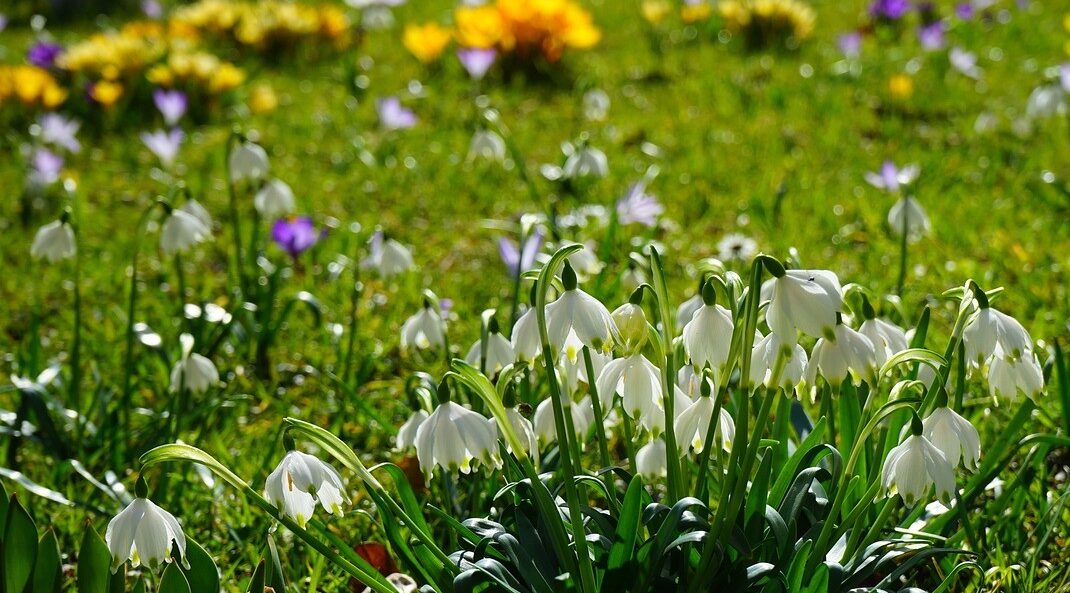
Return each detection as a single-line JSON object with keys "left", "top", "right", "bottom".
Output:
{"left": 612, "top": 301, "right": 648, "bottom": 355}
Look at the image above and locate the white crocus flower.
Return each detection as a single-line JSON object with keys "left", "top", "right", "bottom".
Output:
{"left": 31, "top": 218, "right": 76, "bottom": 262}
{"left": 888, "top": 197, "right": 931, "bottom": 239}
{"left": 545, "top": 263, "right": 617, "bottom": 353}
{"left": 923, "top": 407, "right": 981, "bottom": 471}
{"left": 682, "top": 301, "right": 734, "bottom": 374}
{"left": 511, "top": 307, "right": 543, "bottom": 363}
{"left": 674, "top": 395, "right": 735, "bottom": 454}
{"left": 749, "top": 332, "right": 809, "bottom": 391}
{"left": 534, "top": 395, "right": 594, "bottom": 445}
{"left": 169, "top": 333, "right": 219, "bottom": 394}
{"left": 859, "top": 317, "right": 909, "bottom": 367}
{"left": 489, "top": 407, "right": 538, "bottom": 459}
{"left": 465, "top": 330, "right": 515, "bottom": 374}
{"left": 468, "top": 129, "right": 507, "bottom": 162}
{"left": 395, "top": 409, "right": 428, "bottom": 451}
{"left": 160, "top": 209, "right": 210, "bottom": 256}
{"left": 805, "top": 323, "right": 879, "bottom": 387}
{"left": 254, "top": 178, "right": 296, "bottom": 219}
{"left": 636, "top": 437, "right": 668, "bottom": 481}
{"left": 400, "top": 302, "right": 446, "bottom": 352}
{"left": 963, "top": 306, "right": 1033, "bottom": 363}
{"left": 988, "top": 352, "right": 1044, "bottom": 399}
{"left": 414, "top": 401, "right": 500, "bottom": 482}
{"left": 229, "top": 140, "right": 269, "bottom": 183}
{"left": 596, "top": 353, "right": 663, "bottom": 420}
{"left": 762, "top": 269, "right": 843, "bottom": 343}
{"left": 106, "top": 498, "right": 187, "bottom": 571}
{"left": 264, "top": 450, "right": 348, "bottom": 527}
{"left": 562, "top": 145, "right": 608, "bottom": 179}
{"left": 882, "top": 422, "right": 956, "bottom": 505}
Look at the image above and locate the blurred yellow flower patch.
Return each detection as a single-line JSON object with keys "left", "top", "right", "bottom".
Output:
{"left": 403, "top": 23, "right": 454, "bottom": 64}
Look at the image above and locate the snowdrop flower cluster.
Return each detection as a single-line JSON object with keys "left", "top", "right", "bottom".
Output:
{"left": 562, "top": 143, "right": 608, "bottom": 179}
{"left": 962, "top": 292, "right": 1043, "bottom": 398}
{"left": 264, "top": 449, "right": 349, "bottom": 527}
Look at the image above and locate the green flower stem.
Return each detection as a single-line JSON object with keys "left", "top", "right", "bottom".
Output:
{"left": 225, "top": 133, "right": 248, "bottom": 297}
{"left": 648, "top": 247, "right": 683, "bottom": 501}
{"left": 70, "top": 215, "right": 84, "bottom": 453}
{"left": 896, "top": 195, "right": 909, "bottom": 296}
{"left": 341, "top": 247, "right": 362, "bottom": 384}
{"left": 583, "top": 346, "right": 613, "bottom": 475}
{"left": 693, "top": 384, "right": 727, "bottom": 500}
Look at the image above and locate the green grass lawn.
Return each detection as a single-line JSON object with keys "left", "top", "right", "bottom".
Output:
{"left": 3, "top": 0, "right": 1070, "bottom": 591}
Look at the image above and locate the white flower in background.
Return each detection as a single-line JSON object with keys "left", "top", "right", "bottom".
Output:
{"left": 179, "top": 198, "right": 212, "bottom": 231}
{"left": 677, "top": 365, "right": 715, "bottom": 399}
{"left": 395, "top": 409, "right": 428, "bottom": 451}
{"left": 31, "top": 218, "right": 76, "bottom": 262}
{"left": 750, "top": 332, "right": 809, "bottom": 391}
{"left": 859, "top": 317, "right": 909, "bottom": 366}
{"left": 465, "top": 330, "right": 515, "bottom": 374}
{"left": 762, "top": 269, "right": 843, "bottom": 343}
{"left": 363, "top": 232, "right": 416, "bottom": 278}
{"left": 675, "top": 395, "right": 735, "bottom": 454}
{"left": 264, "top": 450, "right": 348, "bottom": 527}
{"left": 716, "top": 234, "right": 758, "bottom": 262}
{"left": 468, "top": 129, "right": 507, "bottom": 162}
{"left": 639, "top": 384, "right": 693, "bottom": 436}
{"left": 400, "top": 302, "right": 446, "bottom": 352}
{"left": 140, "top": 128, "right": 185, "bottom": 168}
{"left": 229, "top": 140, "right": 270, "bottom": 183}
{"left": 534, "top": 395, "right": 594, "bottom": 445}
{"left": 682, "top": 299, "right": 734, "bottom": 373}
{"left": 169, "top": 334, "right": 218, "bottom": 394}
{"left": 963, "top": 306, "right": 1033, "bottom": 363}
{"left": 950, "top": 46, "right": 982, "bottom": 79}
{"left": 988, "top": 353, "right": 1044, "bottom": 399}
{"left": 565, "top": 242, "right": 604, "bottom": 279}
{"left": 596, "top": 353, "right": 663, "bottom": 419}
{"left": 636, "top": 437, "right": 667, "bottom": 481}
{"left": 865, "top": 161, "right": 919, "bottom": 194}
{"left": 361, "top": 574, "right": 419, "bottom": 593}
{"left": 545, "top": 263, "right": 617, "bottom": 352}
{"left": 923, "top": 407, "right": 980, "bottom": 471}
{"left": 676, "top": 293, "right": 704, "bottom": 329}
{"left": 805, "top": 323, "right": 879, "bottom": 387}
{"left": 559, "top": 330, "right": 610, "bottom": 394}
{"left": 1026, "top": 85, "right": 1067, "bottom": 119}
{"left": 882, "top": 425, "right": 956, "bottom": 505}
{"left": 511, "top": 307, "right": 543, "bottom": 363}
{"left": 414, "top": 401, "right": 500, "bottom": 481}
{"left": 37, "top": 112, "right": 81, "bottom": 153}
{"left": 254, "top": 178, "right": 296, "bottom": 219}
{"left": 106, "top": 498, "right": 187, "bottom": 570}
{"left": 888, "top": 197, "right": 931, "bottom": 239}
{"left": 489, "top": 407, "right": 538, "bottom": 460}
{"left": 583, "top": 89, "right": 610, "bottom": 121}
{"left": 562, "top": 144, "right": 608, "bottom": 179}
{"left": 160, "top": 209, "right": 210, "bottom": 255}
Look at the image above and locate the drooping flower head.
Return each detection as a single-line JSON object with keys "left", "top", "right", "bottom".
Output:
{"left": 106, "top": 491, "right": 187, "bottom": 571}
{"left": 761, "top": 263, "right": 843, "bottom": 344}
{"left": 414, "top": 384, "right": 501, "bottom": 483}
{"left": 264, "top": 450, "right": 349, "bottom": 527}
{"left": 31, "top": 218, "right": 76, "bottom": 263}
{"left": 169, "top": 333, "right": 219, "bottom": 394}
{"left": 229, "top": 140, "right": 270, "bottom": 183}
{"left": 882, "top": 414, "right": 956, "bottom": 505}
{"left": 160, "top": 208, "right": 210, "bottom": 255}
{"left": 254, "top": 178, "right": 297, "bottom": 220}
{"left": 545, "top": 260, "right": 618, "bottom": 352}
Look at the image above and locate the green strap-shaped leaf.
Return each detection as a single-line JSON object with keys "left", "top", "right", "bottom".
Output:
{"left": 0, "top": 481, "right": 8, "bottom": 544}
{"left": 34, "top": 529, "right": 63, "bottom": 593}
{"left": 77, "top": 525, "right": 112, "bottom": 593}
{"left": 265, "top": 534, "right": 287, "bottom": 593}
{"left": 159, "top": 563, "right": 191, "bottom": 593}
{"left": 604, "top": 475, "right": 644, "bottom": 590}
{"left": 180, "top": 539, "right": 220, "bottom": 593}
{"left": 247, "top": 560, "right": 266, "bottom": 593}
{"left": 4, "top": 495, "right": 38, "bottom": 593}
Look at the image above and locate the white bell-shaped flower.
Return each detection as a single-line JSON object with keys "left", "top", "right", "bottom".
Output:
{"left": 888, "top": 197, "right": 931, "bottom": 239}
{"left": 988, "top": 352, "right": 1044, "bottom": 398}
{"left": 762, "top": 268, "right": 843, "bottom": 343}
{"left": 489, "top": 407, "right": 538, "bottom": 459}
{"left": 363, "top": 232, "right": 415, "bottom": 278}
{"left": 254, "top": 178, "right": 296, "bottom": 219}
{"left": 414, "top": 400, "right": 500, "bottom": 482}
{"left": 264, "top": 450, "right": 348, "bottom": 527}
{"left": 468, "top": 129, "right": 507, "bottom": 162}
{"left": 882, "top": 417, "right": 956, "bottom": 505}
{"left": 749, "top": 332, "right": 808, "bottom": 391}
{"left": 923, "top": 406, "right": 981, "bottom": 471}
{"left": 636, "top": 437, "right": 667, "bottom": 481}
{"left": 534, "top": 395, "right": 594, "bottom": 445}
{"left": 964, "top": 305, "right": 1033, "bottom": 363}
{"left": 31, "top": 218, "right": 76, "bottom": 262}
{"left": 596, "top": 353, "right": 663, "bottom": 419}
{"left": 465, "top": 330, "right": 515, "bottom": 375}
{"left": 859, "top": 317, "right": 908, "bottom": 367}
{"left": 640, "top": 384, "right": 693, "bottom": 437}
{"left": 179, "top": 198, "right": 212, "bottom": 230}
{"left": 160, "top": 209, "right": 210, "bottom": 256}
{"left": 169, "top": 333, "right": 219, "bottom": 394}
{"left": 611, "top": 299, "right": 649, "bottom": 356}
{"left": 682, "top": 296, "right": 734, "bottom": 374}
{"left": 675, "top": 293, "right": 703, "bottom": 329}
{"left": 395, "top": 409, "right": 428, "bottom": 451}
{"left": 559, "top": 330, "right": 610, "bottom": 395}
{"left": 674, "top": 394, "right": 735, "bottom": 454}
{"left": 511, "top": 307, "right": 543, "bottom": 363}
{"left": 545, "top": 263, "right": 617, "bottom": 353}
{"left": 805, "top": 322, "right": 879, "bottom": 387}
{"left": 562, "top": 145, "right": 608, "bottom": 179}
{"left": 229, "top": 140, "right": 269, "bottom": 183}
{"left": 677, "top": 365, "right": 716, "bottom": 399}
{"left": 400, "top": 301, "right": 446, "bottom": 352}
{"left": 564, "top": 242, "right": 604, "bottom": 280}
{"left": 106, "top": 497, "right": 187, "bottom": 571}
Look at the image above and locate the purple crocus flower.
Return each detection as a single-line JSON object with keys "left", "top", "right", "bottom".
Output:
{"left": 869, "top": 0, "right": 910, "bottom": 20}
{"left": 837, "top": 31, "right": 863, "bottom": 58}
{"left": 865, "top": 161, "right": 919, "bottom": 194}
{"left": 917, "top": 21, "right": 946, "bottom": 51}
{"left": 0, "top": 14, "right": 8, "bottom": 32}
{"left": 376, "top": 97, "right": 417, "bottom": 130}
{"left": 457, "top": 48, "right": 497, "bottom": 80}
{"left": 142, "top": 0, "right": 163, "bottom": 18}
{"left": 498, "top": 229, "right": 544, "bottom": 276}
{"left": 954, "top": 2, "right": 974, "bottom": 19}
{"left": 31, "top": 147, "right": 64, "bottom": 186}
{"left": 140, "top": 128, "right": 185, "bottom": 168}
{"left": 38, "top": 113, "right": 81, "bottom": 154}
{"left": 439, "top": 298, "right": 454, "bottom": 314}
{"left": 272, "top": 216, "right": 321, "bottom": 259}
{"left": 153, "top": 89, "right": 188, "bottom": 126}
{"left": 1059, "top": 64, "right": 1070, "bottom": 92}
{"left": 27, "top": 41, "right": 63, "bottom": 69}
{"left": 616, "top": 182, "right": 664, "bottom": 227}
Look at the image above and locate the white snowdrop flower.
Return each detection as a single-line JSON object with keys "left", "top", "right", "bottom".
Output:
{"left": 636, "top": 437, "right": 667, "bottom": 481}
{"left": 414, "top": 400, "right": 500, "bottom": 482}
{"left": 511, "top": 307, "right": 543, "bottom": 363}
{"left": 489, "top": 407, "right": 538, "bottom": 459}
{"left": 596, "top": 353, "right": 663, "bottom": 420}
{"left": 160, "top": 209, "right": 210, "bottom": 256}
{"left": 169, "top": 334, "right": 219, "bottom": 394}
{"left": 923, "top": 407, "right": 981, "bottom": 471}
{"left": 1026, "top": 85, "right": 1067, "bottom": 119}
{"left": 468, "top": 129, "right": 507, "bottom": 162}
{"left": 888, "top": 197, "right": 931, "bottom": 239}
{"left": 677, "top": 365, "right": 715, "bottom": 399}
{"left": 31, "top": 218, "right": 76, "bottom": 262}
{"left": 716, "top": 233, "right": 758, "bottom": 262}
{"left": 363, "top": 232, "right": 416, "bottom": 278}
{"left": 762, "top": 269, "right": 843, "bottom": 343}
{"left": 264, "top": 450, "right": 348, "bottom": 527}
{"left": 106, "top": 497, "right": 187, "bottom": 571}
{"left": 675, "top": 293, "right": 704, "bottom": 329}
{"left": 559, "top": 330, "right": 610, "bottom": 395}
{"left": 859, "top": 317, "right": 909, "bottom": 367}
{"left": 545, "top": 263, "right": 617, "bottom": 353}
{"left": 988, "top": 352, "right": 1044, "bottom": 399}
{"left": 674, "top": 394, "right": 735, "bottom": 454}
{"left": 805, "top": 323, "right": 879, "bottom": 387}
{"left": 254, "top": 178, "right": 296, "bottom": 219}
{"left": 395, "top": 409, "right": 428, "bottom": 451}
{"left": 229, "top": 140, "right": 269, "bottom": 183}
{"left": 400, "top": 302, "right": 446, "bottom": 352}
{"left": 565, "top": 242, "right": 604, "bottom": 279}
{"left": 749, "top": 332, "right": 809, "bottom": 391}
{"left": 682, "top": 293, "right": 734, "bottom": 374}
{"left": 563, "top": 145, "right": 608, "bottom": 179}
{"left": 534, "top": 395, "right": 594, "bottom": 445}
{"left": 465, "top": 330, "right": 515, "bottom": 374}
{"left": 179, "top": 198, "right": 212, "bottom": 231}
{"left": 882, "top": 419, "right": 956, "bottom": 505}
{"left": 640, "top": 384, "right": 693, "bottom": 437}
{"left": 582, "top": 89, "right": 610, "bottom": 121}
{"left": 963, "top": 306, "right": 1033, "bottom": 363}
{"left": 362, "top": 574, "right": 419, "bottom": 593}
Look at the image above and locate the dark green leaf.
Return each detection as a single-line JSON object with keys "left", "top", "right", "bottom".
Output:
{"left": 180, "top": 539, "right": 220, "bottom": 593}
{"left": 158, "top": 563, "right": 191, "bottom": 593}
{"left": 3, "top": 495, "right": 38, "bottom": 593}
{"left": 33, "top": 529, "right": 62, "bottom": 593}
{"left": 247, "top": 560, "right": 266, "bottom": 593}
{"left": 77, "top": 524, "right": 113, "bottom": 593}
{"left": 604, "top": 475, "right": 643, "bottom": 591}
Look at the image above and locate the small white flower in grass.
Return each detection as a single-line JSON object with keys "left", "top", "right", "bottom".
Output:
{"left": 888, "top": 197, "right": 931, "bottom": 239}
{"left": 160, "top": 209, "right": 210, "bottom": 256}
{"left": 963, "top": 304, "right": 1033, "bottom": 364}
{"left": 583, "top": 89, "right": 610, "bottom": 121}
{"left": 596, "top": 352, "right": 662, "bottom": 420}
{"left": 923, "top": 405, "right": 980, "bottom": 471}
{"left": 562, "top": 144, "right": 608, "bottom": 179}
{"left": 179, "top": 198, "right": 212, "bottom": 230}
{"left": 361, "top": 573, "right": 419, "bottom": 593}
{"left": 865, "top": 161, "right": 919, "bottom": 194}
{"left": 511, "top": 307, "right": 542, "bottom": 364}
{"left": 674, "top": 379, "right": 735, "bottom": 454}
{"left": 415, "top": 398, "right": 500, "bottom": 482}
{"left": 636, "top": 437, "right": 667, "bottom": 481}
{"left": 682, "top": 282, "right": 734, "bottom": 374}
{"left": 31, "top": 218, "right": 76, "bottom": 262}
{"left": 534, "top": 395, "right": 594, "bottom": 445}
{"left": 106, "top": 490, "right": 187, "bottom": 571}
{"left": 716, "top": 233, "right": 758, "bottom": 262}
{"left": 465, "top": 324, "right": 515, "bottom": 375}
{"left": 545, "top": 262, "right": 617, "bottom": 353}
{"left": 882, "top": 414, "right": 956, "bottom": 505}
{"left": 950, "top": 46, "right": 982, "bottom": 79}
{"left": 859, "top": 316, "right": 908, "bottom": 367}
{"left": 749, "top": 332, "right": 808, "bottom": 391}
{"left": 675, "top": 293, "right": 703, "bottom": 329}
{"left": 489, "top": 407, "right": 538, "bottom": 460}
{"left": 468, "top": 129, "right": 507, "bottom": 163}
{"left": 395, "top": 409, "right": 428, "bottom": 451}
{"left": 264, "top": 449, "right": 349, "bottom": 527}
{"left": 761, "top": 266, "right": 843, "bottom": 344}
{"left": 229, "top": 140, "right": 269, "bottom": 183}
{"left": 805, "top": 321, "right": 879, "bottom": 387}
{"left": 140, "top": 128, "right": 184, "bottom": 168}
{"left": 169, "top": 334, "right": 218, "bottom": 394}
{"left": 565, "top": 242, "right": 604, "bottom": 279}
{"left": 363, "top": 231, "right": 415, "bottom": 278}
{"left": 400, "top": 300, "right": 446, "bottom": 352}
{"left": 988, "top": 352, "right": 1044, "bottom": 399}
{"left": 254, "top": 179, "right": 296, "bottom": 219}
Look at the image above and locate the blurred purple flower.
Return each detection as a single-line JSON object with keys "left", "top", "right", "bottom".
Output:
{"left": 38, "top": 113, "right": 81, "bottom": 153}
{"left": 837, "top": 31, "right": 862, "bottom": 58}
{"left": 376, "top": 97, "right": 417, "bottom": 130}
{"left": 457, "top": 48, "right": 497, "bottom": 80}
{"left": 498, "top": 229, "right": 544, "bottom": 276}
{"left": 153, "top": 89, "right": 188, "bottom": 126}
{"left": 869, "top": 0, "right": 910, "bottom": 20}
{"left": 616, "top": 182, "right": 664, "bottom": 227}
{"left": 439, "top": 298, "right": 453, "bottom": 314}
{"left": 31, "top": 147, "right": 64, "bottom": 185}
{"left": 142, "top": 0, "right": 163, "bottom": 18}
{"left": 865, "top": 161, "right": 919, "bottom": 194}
{"left": 28, "top": 42, "right": 63, "bottom": 69}
{"left": 272, "top": 216, "right": 322, "bottom": 259}
{"left": 140, "top": 128, "right": 185, "bottom": 168}
{"left": 1060, "top": 64, "right": 1070, "bottom": 92}
{"left": 0, "top": 14, "right": 8, "bottom": 32}
{"left": 917, "top": 21, "right": 946, "bottom": 51}
{"left": 954, "top": 2, "right": 974, "bottom": 19}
